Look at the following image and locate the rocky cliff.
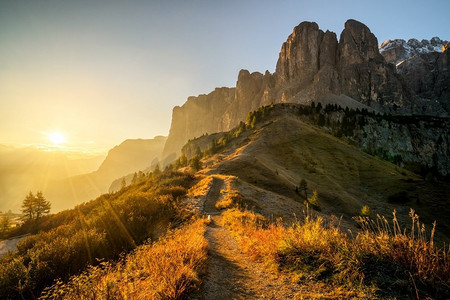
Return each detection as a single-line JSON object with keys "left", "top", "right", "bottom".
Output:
{"left": 163, "top": 19, "right": 449, "bottom": 161}
{"left": 380, "top": 39, "right": 450, "bottom": 115}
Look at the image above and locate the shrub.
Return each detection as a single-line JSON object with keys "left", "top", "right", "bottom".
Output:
{"left": 360, "top": 205, "right": 371, "bottom": 217}
{"left": 306, "top": 190, "right": 320, "bottom": 210}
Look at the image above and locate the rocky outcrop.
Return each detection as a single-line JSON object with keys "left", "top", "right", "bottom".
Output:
{"left": 163, "top": 88, "right": 235, "bottom": 161}
{"left": 380, "top": 37, "right": 448, "bottom": 66}
{"left": 162, "top": 19, "right": 449, "bottom": 163}
{"left": 381, "top": 38, "right": 450, "bottom": 115}
{"left": 336, "top": 20, "right": 411, "bottom": 110}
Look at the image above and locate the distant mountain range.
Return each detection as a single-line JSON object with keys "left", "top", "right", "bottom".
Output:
{"left": 0, "top": 147, "right": 103, "bottom": 212}
{"left": 1, "top": 136, "right": 166, "bottom": 212}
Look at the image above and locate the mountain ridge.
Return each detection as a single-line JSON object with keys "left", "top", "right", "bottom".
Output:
{"left": 163, "top": 19, "right": 449, "bottom": 162}
{"left": 184, "top": 103, "right": 450, "bottom": 241}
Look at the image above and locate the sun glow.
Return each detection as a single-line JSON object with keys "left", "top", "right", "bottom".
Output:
{"left": 48, "top": 131, "right": 66, "bottom": 146}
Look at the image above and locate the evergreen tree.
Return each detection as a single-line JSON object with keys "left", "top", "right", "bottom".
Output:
{"left": 0, "top": 216, "right": 11, "bottom": 238}
{"left": 179, "top": 154, "right": 188, "bottom": 167}
{"left": 299, "top": 179, "right": 308, "bottom": 199}
{"left": 121, "top": 178, "right": 127, "bottom": 189}
{"left": 209, "top": 140, "right": 217, "bottom": 155}
{"left": 153, "top": 163, "right": 161, "bottom": 175}
{"left": 34, "top": 191, "right": 51, "bottom": 219}
{"left": 21, "top": 191, "right": 35, "bottom": 221}
{"left": 131, "top": 172, "right": 138, "bottom": 184}
{"left": 196, "top": 146, "right": 203, "bottom": 158}
{"left": 190, "top": 155, "right": 202, "bottom": 172}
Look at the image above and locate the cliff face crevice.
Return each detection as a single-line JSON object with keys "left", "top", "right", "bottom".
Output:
{"left": 162, "top": 19, "right": 449, "bottom": 163}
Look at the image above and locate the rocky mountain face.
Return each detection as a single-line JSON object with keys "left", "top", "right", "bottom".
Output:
{"left": 380, "top": 39, "right": 450, "bottom": 114}
{"left": 380, "top": 37, "right": 448, "bottom": 65}
{"left": 163, "top": 19, "right": 449, "bottom": 167}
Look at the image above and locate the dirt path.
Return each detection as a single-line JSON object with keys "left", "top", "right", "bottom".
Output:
{"left": 202, "top": 176, "right": 223, "bottom": 215}
{"left": 193, "top": 176, "right": 300, "bottom": 299}
{"left": 0, "top": 235, "right": 29, "bottom": 258}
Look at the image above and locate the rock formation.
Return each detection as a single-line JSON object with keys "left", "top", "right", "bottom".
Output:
{"left": 162, "top": 19, "right": 449, "bottom": 162}
{"left": 380, "top": 39, "right": 450, "bottom": 114}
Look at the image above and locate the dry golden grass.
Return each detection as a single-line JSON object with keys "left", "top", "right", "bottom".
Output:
{"left": 215, "top": 176, "right": 244, "bottom": 210}
{"left": 41, "top": 218, "right": 209, "bottom": 300}
{"left": 187, "top": 176, "right": 213, "bottom": 198}
{"left": 215, "top": 188, "right": 242, "bottom": 210}
{"left": 222, "top": 208, "right": 450, "bottom": 298}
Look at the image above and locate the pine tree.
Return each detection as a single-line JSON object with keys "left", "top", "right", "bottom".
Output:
{"left": 299, "top": 179, "right": 308, "bottom": 199}
{"left": 121, "top": 178, "right": 127, "bottom": 189}
{"left": 0, "top": 216, "right": 11, "bottom": 238}
{"left": 153, "top": 163, "right": 161, "bottom": 175}
{"left": 131, "top": 172, "right": 138, "bottom": 184}
{"left": 179, "top": 154, "right": 188, "bottom": 167}
{"left": 34, "top": 191, "right": 51, "bottom": 219}
{"left": 196, "top": 146, "right": 203, "bottom": 158}
{"left": 21, "top": 191, "right": 35, "bottom": 221}
{"left": 190, "top": 155, "right": 202, "bottom": 172}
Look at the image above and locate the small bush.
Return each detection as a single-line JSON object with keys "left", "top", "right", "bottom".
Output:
{"left": 360, "top": 205, "right": 371, "bottom": 217}
{"left": 305, "top": 190, "right": 320, "bottom": 210}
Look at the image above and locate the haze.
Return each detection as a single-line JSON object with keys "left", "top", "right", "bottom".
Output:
{"left": 1, "top": 0, "right": 449, "bottom": 154}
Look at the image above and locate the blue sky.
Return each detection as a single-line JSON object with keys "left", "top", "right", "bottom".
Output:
{"left": 1, "top": 0, "right": 449, "bottom": 152}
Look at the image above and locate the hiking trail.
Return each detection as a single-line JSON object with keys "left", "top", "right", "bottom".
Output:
{"left": 192, "top": 176, "right": 300, "bottom": 299}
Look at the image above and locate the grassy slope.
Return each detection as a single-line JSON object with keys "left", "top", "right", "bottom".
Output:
{"left": 198, "top": 105, "right": 449, "bottom": 242}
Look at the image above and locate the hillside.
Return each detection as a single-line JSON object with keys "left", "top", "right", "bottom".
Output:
{"left": 1, "top": 107, "right": 449, "bottom": 299}
{"left": 42, "top": 137, "right": 167, "bottom": 212}
{"left": 185, "top": 104, "right": 450, "bottom": 242}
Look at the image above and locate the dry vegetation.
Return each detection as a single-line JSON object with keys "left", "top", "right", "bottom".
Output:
{"left": 40, "top": 218, "right": 209, "bottom": 300}
{"left": 215, "top": 184, "right": 243, "bottom": 210}
{"left": 222, "top": 207, "right": 450, "bottom": 299}
{"left": 0, "top": 171, "right": 196, "bottom": 299}
{"left": 187, "top": 176, "right": 213, "bottom": 198}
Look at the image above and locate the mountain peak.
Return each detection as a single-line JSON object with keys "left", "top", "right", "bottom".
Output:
{"left": 163, "top": 19, "right": 449, "bottom": 160}
{"left": 379, "top": 37, "right": 449, "bottom": 65}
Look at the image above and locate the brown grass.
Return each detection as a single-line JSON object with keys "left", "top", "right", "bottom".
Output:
{"left": 215, "top": 188, "right": 242, "bottom": 210}
{"left": 222, "top": 207, "right": 450, "bottom": 299}
{"left": 187, "top": 176, "right": 213, "bottom": 198}
{"left": 40, "top": 218, "right": 209, "bottom": 300}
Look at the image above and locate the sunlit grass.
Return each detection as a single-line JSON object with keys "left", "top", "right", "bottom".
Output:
{"left": 215, "top": 178, "right": 243, "bottom": 210}
{"left": 187, "top": 176, "right": 213, "bottom": 198}
{"left": 221, "top": 207, "right": 450, "bottom": 298}
{"left": 41, "top": 218, "right": 209, "bottom": 299}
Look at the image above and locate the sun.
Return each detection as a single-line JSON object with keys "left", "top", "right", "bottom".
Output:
{"left": 48, "top": 131, "right": 66, "bottom": 146}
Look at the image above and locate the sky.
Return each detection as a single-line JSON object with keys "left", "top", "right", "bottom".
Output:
{"left": 1, "top": 0, "right": 449, "bottom": 154}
